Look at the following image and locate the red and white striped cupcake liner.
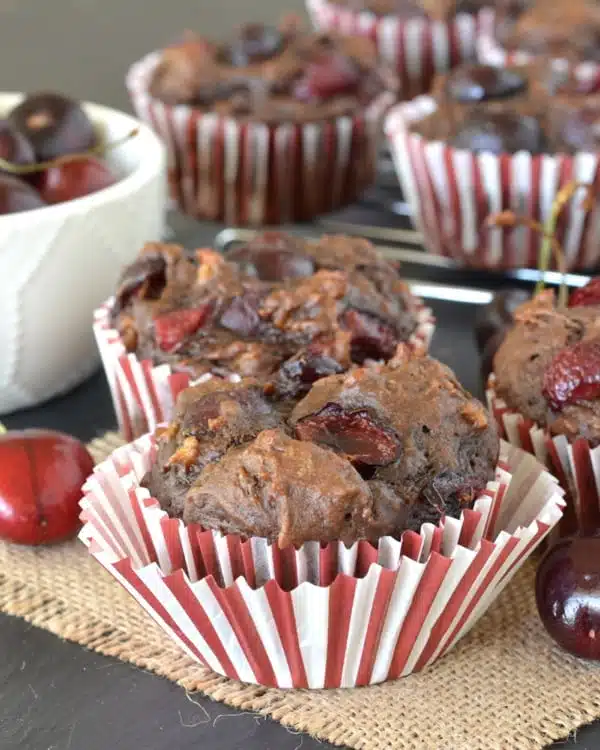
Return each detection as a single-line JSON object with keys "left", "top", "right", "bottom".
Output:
{"left": 488, "top": 378, "right": 600, "bottom": 541}
{"left": 79, "top": 431, "right": 564, "bottom": 688}
{"left": 385, "top": 97, "right": 600, "bottom": 270}
{"left": 93, "top": 297, "right": 435, "bottom": 442}
{"left": 477, "top": 33, "right": 600, "bottom": 92}
{"left": 306, "top": 0, "right": 496, "bottom": 99}
{"left": 125, "top": 51, "right": 394, "bottom": 224}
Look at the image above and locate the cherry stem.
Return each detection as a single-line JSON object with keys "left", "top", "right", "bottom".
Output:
{"left": 0, "top": 127, "right": 139, "bottom": 175}
{"left": 535, "top": 181, "right": 595, "bottom": 296}
{"left": 486, "top": 212, "right": 569, "bottom": 307}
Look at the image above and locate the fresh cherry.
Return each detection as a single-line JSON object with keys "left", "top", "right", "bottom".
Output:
{"left": 226, "top": 232, "right": 315, "bottom": 281}
{"left": 0, "top": 119, "right": 35, "bottom": 174}
{"left": 294, "top": 53, "right": 360, "bottom": 101}
{"left": 536, "top": 535, "right": 600, "bottom": 660}
{"left": 224, "top": 24, "right": 282, "bottom": 67}
{"left": 0, "top": 428, "right": 94, "bottom": 545}
{"left": 569, "top": 277, "right": 600, "bottom": 308}
{"left": 295, "top": 403, "right": 399, "bottom": 469}
{"left": 9, "top": 92, "right": 97, "bottom": 162}
{"left": 37, "top": 156, "right": 115, "bottom": 205}
{"left": 543, "top": 338, "right": 600, "bottom": 411}
{"left": 451, "top": 112, "right": 546, "bottom": 154}
{"left": 0, "top": 173, "right": 46, "bottom": 215}
{"left": 446, "top": 65, "right": 527, "bottom": 104}
{"left": 474, "top": 288, "right": 530, "bottom": 353}
{"left": 341, "top": 308, "right": 398, "bottom": 363}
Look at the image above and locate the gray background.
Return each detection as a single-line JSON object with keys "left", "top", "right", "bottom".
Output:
{"left": 0, "top": 0, "right": 308, "bottom": 111}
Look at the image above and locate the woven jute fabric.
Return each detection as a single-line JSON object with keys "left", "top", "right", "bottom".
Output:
{"left": 1, "top": 432, "right": 599, "bottom": 750}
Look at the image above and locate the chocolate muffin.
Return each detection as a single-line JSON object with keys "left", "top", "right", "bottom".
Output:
{"left": 492, "top": 288, "right": 600, "bottom": 445}
{"left": 496, "top": 0, "right": 600, "bottom": 63}
{"left": 113, "top": 232, "right": 424, "bottom": 395}
{"left": 149, "top": 23, "right": 395, "bottom": 120}
{"left": 409, "top": 62, "right": 600, "bottom": 154}
{"left": 143, "top": 351, "right": 499, "bottom": 547}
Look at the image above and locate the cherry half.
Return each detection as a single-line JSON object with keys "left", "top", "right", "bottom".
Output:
{"left": 536, "top": 535, "right": 600, "bottom": 660}
{"left": 0, "top": 428, "right": 94, "bottom": 545}
{"left": 37, "top": 156, "right": 115, "bottom": 205}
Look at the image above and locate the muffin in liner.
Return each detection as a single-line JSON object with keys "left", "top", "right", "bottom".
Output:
{"left": 306, "top": 0, "right": 496, "bottom": 99}
{"left": 79, "top": 430, "right": 564, "bottom": 688}
{"left": 93, "top": 297, "right": 435, "bottom": 441}
{"left": 477, "top": 33, "right": 600, "bottom": 92}
{"left": 488, "top": 375, "right": 600, "bottom": 541}
{"left": 385, "top": 96, "right": 600, "bottom": 270}
{"left": 126, "top": 51, "right": 395, "bottom": 224}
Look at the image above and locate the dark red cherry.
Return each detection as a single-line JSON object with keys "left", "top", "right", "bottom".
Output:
{"left": 536, "top": 535, "right": 600, "bottom": 660}
{"left": 9, "top": 92, "right": 97, "bottom": 162}
{"left": 341, "top": 308, "right": 398, "bottom": 363}
{"left": 0, "top": 119, "right": 35, "bottom": 174}
{"left": 295, "top": 403, "right": 399, "bottom": 467}
{"left": 451, "top": 112, "right": 546, "bottom": 154}
{"left": 226, "top": 232, "right": 315, "bottom": 281}
{"left": 0, "top": 428, "right": 94, "bottom": 545}
{"left": 446, "top": 65, "right": 527, "bottom": 103}
{"left": 294, "top": 53, "right": 360, "bottom": 101}
{"left": 37, "top": 156, "right": 115, "bottom": 205}
{"left": 271, "top": 350, "right": 344, "bottom": 399}
{"left": 474, "top": 288, "right": 530, "bottom": 353}
{"left": 224, "top": 24, "right": 282, "bottom": 67}
{"left": 0, "top": 173, "right": 46, "bottom": 215}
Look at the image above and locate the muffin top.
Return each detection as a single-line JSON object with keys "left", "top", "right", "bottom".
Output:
{"left": 113, "top": 232, "right": 422, "bottom": 393}
{"left": 142, "top": 350, "right": 499, "bottom": 547}
{"left": 326, "top": 0, "right": 519, "bottom": 20}
{"left": 149, "top": 22, "right": 396, "bottom": 120}
{"left": 409, "top": 63, "right": 600, "bottom": 153}
{"left": 493, "top": 288, "right": 600, "bottom": 444}
{"left": 496, "top": 0, "right": 600, "bottom": 63}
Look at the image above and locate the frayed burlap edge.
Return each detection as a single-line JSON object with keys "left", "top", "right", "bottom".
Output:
{"left": 1, "top": 432, "right": 599, "bottom": 750}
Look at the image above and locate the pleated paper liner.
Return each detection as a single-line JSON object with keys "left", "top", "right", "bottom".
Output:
{"left": 126, "top": 50, "right": 395, "bottom": 224}
{"left": 477, "top": 32, "right": 600, "bottom": 91}
{"left": 93, "top": 298, "right": 435, "bottom": 441}
{"left": 488, "top": 376, "right": 600, "bottom": 541}
{"left": 306, "top": 0, "right": 496, "bottom": 99}
{"left": 385, "top": 96, "right": 600, "bottom": 270}
{"left": 79, "top": 431, "right": 565, "bottom": 689}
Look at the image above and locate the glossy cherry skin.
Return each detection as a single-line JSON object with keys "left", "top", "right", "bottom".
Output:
{"left": 0, "top": 173, "right": 46, "bottom": 215}
{"left": 0, "top": 119, "right": 35, "bottom": 173}
{"left": 536, "top": 535, "right": 600, "bottom": 660}
{"left": 37, "top": 156, "right": 115, "bottom": 204}
{"left": 9, "top": 92, "right": 97, "bottom": 162}
{"left": 0, "top": 429, "right": 94, "bottom": 545}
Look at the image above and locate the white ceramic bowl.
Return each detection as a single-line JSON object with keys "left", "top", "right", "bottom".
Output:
{"left": 0, "top": 92, "right": 167, "bottom": 415}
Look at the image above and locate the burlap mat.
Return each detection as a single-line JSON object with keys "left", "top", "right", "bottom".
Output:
{"left": 1, "top": 432, "right": 599, "bottom": 750}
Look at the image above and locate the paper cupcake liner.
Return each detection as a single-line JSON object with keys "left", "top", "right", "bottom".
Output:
{"left": 488, "top": 378, "right": 600, "bottom": 541}
{"left": 306, "top": 0, "right": 496, "bottom": 99}
{"left": 125, "top": 51, "right": 394, "bottom": 224}
{"left": 385, "top": 97, "right": 600, "bottom": 270}
{"left": 94, "top": 296, "right": 435, "bottom": 441}
{"left": 79, "top": 431, "right": 564, "bottom": 688}
{"left": 477, "top": 33, "right": 600, "bottom": 92}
